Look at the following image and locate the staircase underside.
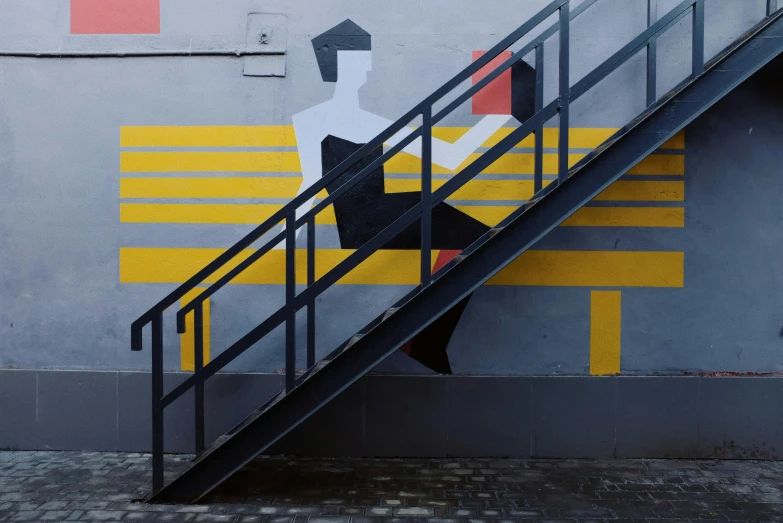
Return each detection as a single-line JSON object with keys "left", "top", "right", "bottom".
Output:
{"left": 152, "top": 10, "right": 783, "bottom": 504}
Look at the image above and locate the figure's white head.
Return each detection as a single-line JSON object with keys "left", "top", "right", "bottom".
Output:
{"left": 336, "top": 50, "right": 372, "bottom": 90}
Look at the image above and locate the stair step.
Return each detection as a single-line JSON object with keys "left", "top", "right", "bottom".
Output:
{"left": 152, "top": 7, "right": 783, "bottom": 503}
{"left": 193, "top": 387, "right": 288, "bottom": 464}
{"left": 225, "top": 390, "right": 286, "bottom": 437}
{"left": 344, "top": 334, "right": 364, "bottom": 350}
{"left": 382, "top": 307, "right": 399, "bottom": 321}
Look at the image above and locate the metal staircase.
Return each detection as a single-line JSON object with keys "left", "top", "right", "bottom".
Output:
{"left": 131, "top": 0, "right": 783, "bottom": 503}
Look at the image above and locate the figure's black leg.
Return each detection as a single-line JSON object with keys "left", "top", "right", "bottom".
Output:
{"left": 401, "top": 293, "right": 473, "bottom": 374}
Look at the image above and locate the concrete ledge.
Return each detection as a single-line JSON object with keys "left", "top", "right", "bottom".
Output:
{"left": 1, "top": 370, "right": 782, "bottom": 459}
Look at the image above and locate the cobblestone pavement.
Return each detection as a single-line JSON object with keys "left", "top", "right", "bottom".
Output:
{"left": 1, "top": 452, "right": 782, "bottom": 522}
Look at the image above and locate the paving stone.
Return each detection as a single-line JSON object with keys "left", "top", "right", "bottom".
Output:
{"left": 36, "top": 503, "right": 69, "bottom": 512}
{"left": 81, "top": 510, "right": 128, "bottom": 521}
{"left": 39, "top": 511, "right": 74, "bottom": 521}
{"left": 9, "top": 512, "right": 43, "bottom": 521}
{"left": 392, "top": 507, "right": 434, "bottom": 516}
{"left": 122, "top": 513, "right": 155, "bottom": 522}
{"left": 1, "top": 452, "right": 783, "bottom": 522}
{"left": 282, "top": 507, "right": 321, "bottom": 516}
{"left": 193, "top": 515, "right": 238, "bottom": 522}
{"left": 236, "top": 517, "right": 265, "bottom": 523}
{"left": 505, "top": 509, "right": 544, "bottom": 517}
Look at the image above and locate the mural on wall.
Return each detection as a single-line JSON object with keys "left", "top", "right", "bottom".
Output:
{"left": 292, "top": 20, "right": 536, "bottom": 372}
{"left": 118, "top": 18, "right": 686, "bottom": 376}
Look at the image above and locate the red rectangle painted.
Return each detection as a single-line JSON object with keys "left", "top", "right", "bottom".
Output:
{"left": 471, "top": 50, "right": 512, "bottom": 115}
{"left": 71, "top": 0, "right": 160, "bottom": 34}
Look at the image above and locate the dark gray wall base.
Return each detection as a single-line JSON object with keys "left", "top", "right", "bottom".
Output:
{"left": 2, "top": 369, "right": 782, "bottom": 459}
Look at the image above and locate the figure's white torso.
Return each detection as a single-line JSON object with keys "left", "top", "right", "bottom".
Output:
{"left": 280, "top": 49, "right": 511, "bottom": 248}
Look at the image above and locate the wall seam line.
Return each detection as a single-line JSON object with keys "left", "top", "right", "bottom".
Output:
{"left": 613, "top": 376, "right": 618, "bottom": 458}
{"left": 115, "top": 371, "right": 119, "bottom": 452}
{"left": 529, "top": 377, "right": 534, "bottom": 458}
{"left": 696, "top": 376, "right": 702, "bottom": 457}
{"left": 35, "top": 371, "right": 40, "bottom": 448}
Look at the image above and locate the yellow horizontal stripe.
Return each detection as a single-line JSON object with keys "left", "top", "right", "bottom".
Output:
{"left": 121, "top": 150, "right": 591, "bottom": 175}
{"left": 120, "top": 152, "right": 302, "bottom": 173}
{"left": 120, "top": 126, "right": 684, "bottom": 151}
{"left": 121, "top": 126, "right": 298, "bottom": 147}
{"left": 389, "top": 179, "right": 681, "bottom": 203}
{"left": 120, "top": 248, "right": 426, "bottom": 285}
{"left": 413, "top": 126, "right": 671, "bottom": 150}
{"left": 387, "top": 152, "right": 682, "bottom": 176}
{"left": 595, "top": 181, "right": 684, "bottom": 202}
{"left": 561, "top": 207, "right": 684, "bottom": 227}
{"left": 486, "top": 250, "right": 683, "bottom": 287}
{"left": 120, "top": 126, "right": 621, "bottom": 150}
{"left": 120, "top": 248, "right": 683, "bottom": 287}
{"left": 120, "top": 203, "right": 284, "bottom": 224}
{"left": 118, "top": 202, "right": 683, "bottom": 228}
{"left": 386, "top": 152, "right": 586, "bottom": 175}
{"left": 120, "top": 177, "right": 544, "bottom": 201}
{"left": 435, "top": 127, "right": 618, "bottom": 149}
{"left": 120, "top": 201, "right": 339, "bottom": 226}
{"left": 627, "top": 154, "right": 684, "bottom": 175}
{"left": 121, "top": 149, "right": 682, "bottom": 176}
{"left": 119, "top": 177, "right": 302, "bottom": 199}
{"left": 456, "top": 205, "right": 684, "bottom": 228}
{"left": 385, "top": 178, "right": 553, "bottom": 201}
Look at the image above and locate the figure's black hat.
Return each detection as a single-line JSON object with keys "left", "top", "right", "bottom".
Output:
{"left": 312, "top": 19, "right": 371, "bottom": 82}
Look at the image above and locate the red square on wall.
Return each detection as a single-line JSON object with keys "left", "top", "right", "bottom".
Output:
{"left": 71, "top": 0, "right": 160, "bottom": 34}
{"left": 471, "top": 50, "right": 512, "bottom": 115}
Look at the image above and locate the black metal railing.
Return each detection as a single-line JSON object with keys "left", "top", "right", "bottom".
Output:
{"left": 130, "top": 0, "right": 779, "bottom": 494}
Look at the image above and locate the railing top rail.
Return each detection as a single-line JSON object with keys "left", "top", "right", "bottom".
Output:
{"left": 173, "top": 0, "right": 692, "bottom": 325}
{"left": 139, "top": 0, "right": 783, "bottom": 497}
{"left": 131, "top": 0, "right": 580, "bottom": 347}
{"left": 133, "top": 0, "right": 712, "bottom": 355}
{"left": 158, "top": 0, "right": 715, "bottom": 408}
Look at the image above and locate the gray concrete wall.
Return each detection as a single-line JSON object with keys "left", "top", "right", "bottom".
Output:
{"left": 1, "top": 1, "right": 783, "bottom": 454}
{"left": 1, "top": 0, "right": 778, "bottom": 376}
{"left": 4, "top": 369, "right": 783, "bottom": 459}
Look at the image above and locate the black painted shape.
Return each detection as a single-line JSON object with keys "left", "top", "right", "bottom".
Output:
{"left": 512, "top": 60, "right": 537, "bottom": 123}
{"left": 321, "top": 135, "right": 487, "bottom": 373}
{"left": 312, "top": 19, "right": 372, "bottom": 82}
{"left": 321, "top": 136, "right": 489, "bottom": 250}
{"left": 407, "top": 295, "right": 472, "bottom": 374}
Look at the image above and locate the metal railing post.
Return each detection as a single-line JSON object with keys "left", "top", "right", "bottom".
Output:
{"left": 151, "top": 311, "right": 164, "bottom": 494}
{"left": 285, "top": 213, "right": 296, "bottom": 393}
{"left": 306, "top": 218, "right": 316, "bottom": 369}
{"left": 647, "top": 0, "right": 658, "bottom": 106}
{"left": 534, "top": 44, "right": 544, "bottom": 194}
{"left": 421, "top": 107, "right": 432, "bottom": 286}
{"left": 692, "top": 0, "right": 705, "bottom": 77}
{"left": 194, "top": 303, "right": 205, "bottom": 454}
{"left": 558, "top": 2, "right": 570, "bottom": 184}
{"left": 768, "top": 0, "right": 778, "bottom": 16}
